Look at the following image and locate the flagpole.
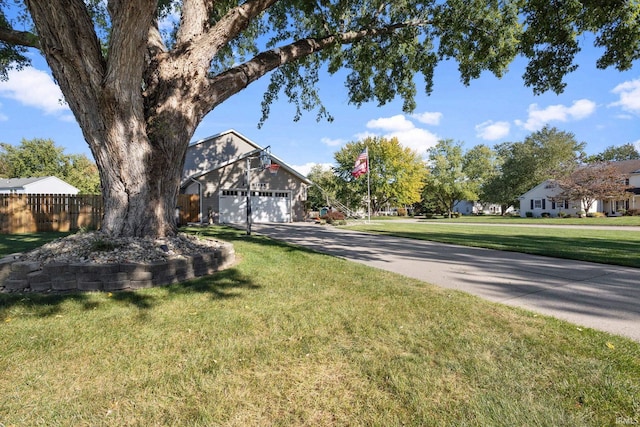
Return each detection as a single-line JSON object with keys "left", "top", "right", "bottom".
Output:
{"left": 366, "top": 146, "right": 371, "bottom": 223}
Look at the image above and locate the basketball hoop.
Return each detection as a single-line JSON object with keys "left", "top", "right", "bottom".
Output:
{"left": 268, "top": 164, "right": 280, "bottom": 175}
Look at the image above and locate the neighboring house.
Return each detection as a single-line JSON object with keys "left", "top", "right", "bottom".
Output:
{"left": 453, "top": 200, "right": 509, "bottom": 215}
{"left": 181, "top": 129, "right": 312, "bottom": 224}
{"left": 0, "top": 176, "right": 79, "bottom": 195}
{"left": 518, "top": 159, "right": 640, "bottom": 217}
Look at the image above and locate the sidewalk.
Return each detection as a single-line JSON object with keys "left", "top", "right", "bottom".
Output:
{"left": 253, "top": 222, "right": 640, "bottom": 342}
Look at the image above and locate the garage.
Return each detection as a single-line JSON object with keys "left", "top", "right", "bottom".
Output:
{"left": 219, "top": 189, "right": 291, "bottom": 224}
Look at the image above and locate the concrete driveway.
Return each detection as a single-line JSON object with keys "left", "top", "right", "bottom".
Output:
{"left": 252, "top": 222, "right": 640, "bottom": 342}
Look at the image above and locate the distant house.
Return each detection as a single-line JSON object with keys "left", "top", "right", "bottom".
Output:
{"left": 518, "top": 159, "right": 640, "bottom": 217}
{"left": 453, "top": 200, "right": 509, "bottom": 215}
{"left": 181, "top": 129, "right": 312, "bottom": 224}
{"left": 0, "top": 176, "right": 79, "bottom": 195}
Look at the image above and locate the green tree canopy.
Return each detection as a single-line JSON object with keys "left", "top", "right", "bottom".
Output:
{"left": 0, "top": 138, "right": 101, "bottom": 194}
{"left": 334, "top": 136, "right": 426, "bottom": 214}
{"left": 422, "top": 139, "right": 483, "bottom": 217}
{"left": 0, "top": 1, "right": 638, "bottom": 237}
{"left": 586, "top": 143, "right": 640, "bottom": 163}
{"left": 306, "top": 164, "right": 339, "bottom": 211}
{"left": 481, "top": 126, "right": 586, "bottom": 209}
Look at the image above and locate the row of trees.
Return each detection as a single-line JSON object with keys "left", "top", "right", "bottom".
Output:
{"left": 308, "top": 126, "right": 639, "bottom": 216}
{"left": 0, "top": 139, "right": 101, "bottom": 194}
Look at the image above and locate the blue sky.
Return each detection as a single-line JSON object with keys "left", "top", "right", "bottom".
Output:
{"left": 0, "top": 41, "right": 638, "bottom": 176}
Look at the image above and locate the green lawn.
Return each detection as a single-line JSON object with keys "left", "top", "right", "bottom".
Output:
{"left": 1, "top": 226, "right": 639, "bottom": 426}
{"left": 345, "top": 220, "right": 640, "bottom": 268}
{"left": 0, "top": 231, "right": 71, "bottom": 256}
{"left": 378, "top": 214, "right": 640, "bottom": 226}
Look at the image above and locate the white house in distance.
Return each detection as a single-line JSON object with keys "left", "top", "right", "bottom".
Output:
{"left": 181, "top": 129, "right": 312, "bottom": 224}
{"left": 518, "top": 159, "right": 640, "bottom": 217}
{"left": 0, "top": 176, "right": 79, "bottom": 195}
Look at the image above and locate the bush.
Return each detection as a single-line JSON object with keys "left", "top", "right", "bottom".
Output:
{"left": 558, "top": 212, "right": 571, "bottom": 218}
{"left": 627, "top": 209, "right": 640, "bottom": 216}
{"left": 525, "top": 211, "right": 533, "bottom": 218}
{"left": 541, "top": 212, "right": 551, "bottom": 218}
{"left": 396, "top": 208, "right": 407, "bottom": 217}
{"left": 586, "top": 212, "right": 606, "bottom": 218}
{"left": 321, "top": 210, "right": 346, "bottom": 225}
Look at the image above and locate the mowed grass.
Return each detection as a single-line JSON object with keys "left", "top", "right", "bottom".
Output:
{"left": 1, "top": 227, "right": 639, "bottom": 426}
{"left": 0, "top": 231, "right": 71, "bottom": 256}
{"left": 345, "top": 221, "right": 640, "bottom": 268}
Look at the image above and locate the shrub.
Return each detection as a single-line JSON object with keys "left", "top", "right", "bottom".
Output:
{"left": 396, "top": 208, "right": 407, "bottom": 217}
{"left": 541, "top": 212, "right": 551, "bottom": 218}
{"left": 586, "top": 212, "right": 606, "bottom": 218}
{"left": 627, "top": 209, "right": 640, "bottom": 216}
{"left": 558, "top": 212, "right": 570, "bottom": 218}
{"left": 321, "top": 210, "right": 346, "bottom": 225}
{"left": 525, "top": 211, "right": 533, "bottom": 218}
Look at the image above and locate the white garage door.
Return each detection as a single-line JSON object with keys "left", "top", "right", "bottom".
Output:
{"left": 219, "top": 190, "right": 291, "bottom": 224}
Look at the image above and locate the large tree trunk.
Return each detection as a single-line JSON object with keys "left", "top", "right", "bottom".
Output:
{"left": 87, "top": 112, "right": 191, "bottom": 238}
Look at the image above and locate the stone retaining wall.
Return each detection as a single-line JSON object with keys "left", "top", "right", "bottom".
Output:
{"left": 0, "top": 243, "right": 235, "bottom": 293}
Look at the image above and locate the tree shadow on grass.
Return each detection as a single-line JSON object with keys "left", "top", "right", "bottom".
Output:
{"left": 0, "top": 267, "right": 260, "bottom": 317}
{"left": 0, "top": 225, "right": 301, "bottom": 318}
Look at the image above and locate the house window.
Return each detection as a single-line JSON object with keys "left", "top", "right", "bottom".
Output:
{"left": 534, "top": 200, "right": 542, "bottom": 209}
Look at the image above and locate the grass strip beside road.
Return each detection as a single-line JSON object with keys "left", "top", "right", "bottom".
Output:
{"left": 344, "top": 221, "right": 640, "bottom": 268}
{"left": 0, "top": 226, "right": 639, "bottom": 426}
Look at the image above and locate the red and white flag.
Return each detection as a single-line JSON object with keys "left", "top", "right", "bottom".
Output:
{"left": 351, "top": 148, "right": 368, "bottom": 178}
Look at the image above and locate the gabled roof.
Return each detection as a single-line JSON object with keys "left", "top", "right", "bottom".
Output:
{"left": 183, "top": 129, "right": 312, "bottom": 186}
{"left": 0, "top": 176, "right": 78, "bottom": 191}
{"left": 0, "top": 177, "right": 49, "bottom": 189}
{"left": 600, "top": 159, "right": 640, "bottom": 175}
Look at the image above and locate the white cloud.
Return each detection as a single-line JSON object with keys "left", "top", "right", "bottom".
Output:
{"left": 291, "top": 162, "right": 333, "bottom": 177}
{"left": 366, "top": 114, "right": 439, "bottom": 154}
{"left": 515, "top": 99, "right": 597, "bottom": 131}
{"left": 609, "top": 78, "right": 640, "bottom": 115}
{"left": 633, "top": 139, "right": 640, "bottom": 154}
{"left": 366, "top": 114, "right": 416, "bottom": 132}
{"left": 412, "top": 111, "right": 443, "bottom": 126}
{"left": 475, "top": 120, "right": 510, "bottom": 141}
{"left": 321, "top": 137, "right": 346, "bottom": 147}
{"left": 0, "top": 67, "right": 69, "bottom": 116}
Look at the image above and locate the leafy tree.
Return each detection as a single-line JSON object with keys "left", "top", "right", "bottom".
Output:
{"left": 463, "top": 144, "right": 499, "bottom": 200}
{"left": 306, "top": 164, "right": 338, "bottom": 211}
{"left": 1, "top": 1, "right": 638, "bottom": 237}
{"left": 334, "top": 136, "right": 426, "bottom": 214}
{"left": 0, "top": 138, "right": 101, "bottom": 194}
{"left": 0, "top": 138, "right": 68, "bottom": 178}
{"left": 481, "top": 126, "right": 586, "bottom": 209}
{"left": 555, "top": 162, "right": 630, "bottom": 212}
{"left": 65, "top": 154, "right": 102, "bottom": 194}
{"left": 586, "top": 143, "right": 640, "bottom": 163}
{"left": 423, "top": 139, "right": 477, "bottom": 217}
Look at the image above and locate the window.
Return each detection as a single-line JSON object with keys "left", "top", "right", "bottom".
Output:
{"left": 534, "top": 200, "right": 542, "bottom": 209}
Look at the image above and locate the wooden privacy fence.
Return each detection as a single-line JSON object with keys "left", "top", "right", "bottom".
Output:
{"left": 177, "top": 194, "right": 200, "bottom": 225}
{"left": 0, "top": 194, "right": 200, "bottom": 234}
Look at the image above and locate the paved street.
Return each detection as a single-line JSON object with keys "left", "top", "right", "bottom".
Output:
{"left": 253, "top": 222, "right": 640, "bottom": 342}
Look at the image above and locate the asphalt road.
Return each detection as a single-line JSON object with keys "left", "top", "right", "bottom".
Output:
{"left": 253, "top": 222, "right": 640, "bottom": 342}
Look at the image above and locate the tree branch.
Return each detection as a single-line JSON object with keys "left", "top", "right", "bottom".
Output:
{"left": 0, "top": 27, "right": 39, "bottom": 49}
{"left": 178, "top": 0, "right": 279, "bottom": 63}
{"left": 105, "top": 0, "right": 157, "bottom": 99}
{"left": 202, "top": 20, "right": 417, "bottom": 111}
